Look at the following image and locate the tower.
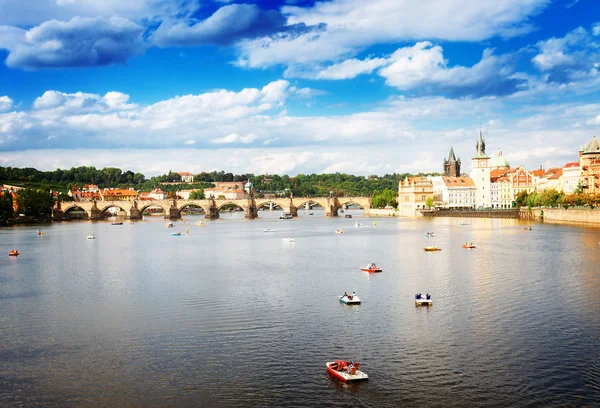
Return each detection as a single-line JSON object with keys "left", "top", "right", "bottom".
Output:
{"left": 443, "top": 146, "right": 461, "bottom": 177}
{"left": 470, "top": 130, "right": 491, "bottom": 208}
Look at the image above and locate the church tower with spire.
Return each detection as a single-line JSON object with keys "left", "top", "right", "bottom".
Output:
{"left": 470, "top": 130, "right": 492, "bottom": 208}
{"left": 443, "top": 147, "right": 461, "bottom": 177}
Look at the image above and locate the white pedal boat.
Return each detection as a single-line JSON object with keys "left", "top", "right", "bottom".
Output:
{"left": 339, "top": 293, "right": 361, "bottom": 305}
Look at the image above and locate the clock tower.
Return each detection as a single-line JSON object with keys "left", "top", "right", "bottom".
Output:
{"left": 470, "top": 130, "right": 491, "bottom": 208}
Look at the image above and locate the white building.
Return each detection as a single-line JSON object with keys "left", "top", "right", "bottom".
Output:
{"left": 178, "top": 172, "right": 194, "bottom": 183}
{"left": 470, "top": 131, "right": 492, "bottom": 209}
{"left": 428, "top": 176, "right": 476, "bottom": 208}
{"left": 561, "top": 162, "right": 581, "bottom": 193}
{"left": 204, "top": 188, "right": 248, "bottom": 200}
{"left": 148, "top": 188, "right": 167, "bottom": 200}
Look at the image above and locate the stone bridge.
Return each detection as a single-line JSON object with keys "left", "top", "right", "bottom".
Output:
{"left": 53, "top": 196, "right": 371, "bottom": 220}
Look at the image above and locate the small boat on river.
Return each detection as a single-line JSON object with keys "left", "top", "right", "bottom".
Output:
{"left": 339, "top": 292, "right": 360, "bottom": 305}
{"left": 326, "top": 361, "right": 368, "bottom": 382}
{"left": 87, "top": 235, "right": 96, "bottom": 240}
{"left": 345, "top": 214, "right": 352, "bottom": 218}
{"left": 425, "top": 231, "right": 435, "bottom": 237}
{"left": 424, "top": 246, "right": 441, "bottom": 251}
{"left": 171, "top": 232, "right": 182, "bottom": 236}
{"left": 279, "top": 213, "right": 293, "bottom": 219}
{"left": 264, "top": 229, "right": 275, "bottom": 233}
{"left": 460, "top": 222, "right": 470, "bottom": 226}
{"left": 463, "top": 243, "right": 476, "bottom": 249}
{"left": 524, "top": 227, "right": 532, "bottom": 230}
{"left": 8, "top": 250, "right": 19, "bottom": 256}
{"left": 355, "top": 222, "right": 362, "bottom": 227}
{"left": 166, "top": 222, "right": 174, "bottom": 228}
{"left": 282, "top": 237, "right": 295, "bottom": 242}
{"left": 111, "top": 222, "right": 123, "bottom": 225}
{"left": 361, "top": 263, "right": 382, "bottom": 273}
{"left": 415, "top": 293, "right": 432, "bottom": 306}
{"left": 37, "top": 230, "right": 43, "bottom": 235}
{"left": 335, "top": 229, "right": 344, "bottom": 234}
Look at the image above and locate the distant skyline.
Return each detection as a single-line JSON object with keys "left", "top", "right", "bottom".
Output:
{"left": 1, "top": 0, "right": 599, "bottom": 176}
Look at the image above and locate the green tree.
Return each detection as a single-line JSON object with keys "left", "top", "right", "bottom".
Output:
{"left": 189, "top": 190, "right": 205, "bottom": 199}
{"left": 0, "top": 192, "right": 13, "bottom": 220}
{"left": 425, "top": 197, "right": 434, "bottom": 208}
{"left": 16, "top": 188, "right": 53, "bottom": 218}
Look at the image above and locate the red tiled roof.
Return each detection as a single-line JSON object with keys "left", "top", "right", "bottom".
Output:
{"left": 531, "top": 169, "right": 545, "bottom": 177}
{"left": 564, "top": 162, "right": 579, "bottom": 168}
{"left": 178, "top": 172, "right": 193, "bottom": 176}
{"left": 442, "top": 176, "right": 475, "bottom": 187}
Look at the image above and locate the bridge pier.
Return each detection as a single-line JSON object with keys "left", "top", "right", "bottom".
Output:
{"left": 206, "top": 199, "right": 219, "bottom": 219}
{"left": 90, "top": 201, "right": 103, "bottom": 220}
{"left": 128, "top": 200, "right": 143, "bottom": 220}
{"left": 167, "top": 199, "right": 181, "bottom": 219}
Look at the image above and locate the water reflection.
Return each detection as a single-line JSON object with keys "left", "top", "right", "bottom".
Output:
{"left": 0, "top": 215, "right": 599, "bottom": 406}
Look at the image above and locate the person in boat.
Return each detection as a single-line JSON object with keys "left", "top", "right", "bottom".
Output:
{"left": 343, "top": 292, "right": 348, "bottom": 298}
{"left": 348, "top": 293, "right": 353, "bottom": 300}
{"left": 426, "top": 293, "right": 431, "bottom": 300}
{"left": 416, "top": 293, "right": 421, "bottom": 300}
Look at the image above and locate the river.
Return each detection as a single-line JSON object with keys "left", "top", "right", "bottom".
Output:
{"left": 1, "top": 210, "right": 599, "bottom": 407}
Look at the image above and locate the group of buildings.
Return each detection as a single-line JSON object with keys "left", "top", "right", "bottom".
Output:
{"left": 398, "top": 133, "right": 600, "bottom": 216}
{"left": 67, "top": 178, "right": 253, "bottom": 202}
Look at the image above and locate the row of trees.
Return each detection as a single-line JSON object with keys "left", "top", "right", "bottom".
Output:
{"left": 1, "top": 165, "right": 441, "bottom": 198}
{"left": 515, "top": 189, "right": 600, "bottom": 209}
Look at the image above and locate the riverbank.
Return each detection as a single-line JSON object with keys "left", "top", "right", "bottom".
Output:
{"left": 521, "top": 207, "right": 600, "bottom": 226}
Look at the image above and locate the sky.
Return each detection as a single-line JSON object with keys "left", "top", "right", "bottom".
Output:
{"left": 0, "top": 0, "right": 599, "bottom": 176}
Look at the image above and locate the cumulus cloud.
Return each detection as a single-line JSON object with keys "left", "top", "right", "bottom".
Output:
{"left": 531, "top": 23, "right": 600, "bottom": 84}
{"left": 238, "top": 0, "right": 550, "bottom": 69}
{"left": 286, "top": 57, "right": 388, "bottom": 80}
{"left": 151, "top": 4, "right": 287, "bottom": 47}
{"left": 377, "top": 42, "right": 525, "bottom": 97}
{"left": 0, "top": 96, "right": 13, "bottom": 112}
{"left": 2, "top": 16, "right": 144, "bottom": 69}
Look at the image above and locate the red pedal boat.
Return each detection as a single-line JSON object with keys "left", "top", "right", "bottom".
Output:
{"left": 9, "top": 250, "right": 19, "bottom": 256}
{"left": 326, "top": 360, "right": 368, "bottom": 382}
{"left": 361, "top": 263, "right": 382, "bottom": 273}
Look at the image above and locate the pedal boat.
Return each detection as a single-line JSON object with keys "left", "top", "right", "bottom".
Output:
{"left": 326, "top": 361, "right": 368, "bottom": 382}
{"left": 415, "top": 293, "right": 432, "bottom": 306}
{"left": 462, "top": 244, "right": 476, "bottom": 249}
{"left": 423, "top": 246, "right": 441, "bottom": 251}
{"left": 8, "top": 250, "right": 19, "bottom": 256}
{"left": 339, "top": 294, "right": 361, "bottom": 305}
{"left": 361, "top": 265, "right": 382, "bottom": 273}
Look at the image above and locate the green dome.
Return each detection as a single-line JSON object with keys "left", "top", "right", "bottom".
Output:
{"left": 490, "top": 149, "right": 510, "bottom": 168}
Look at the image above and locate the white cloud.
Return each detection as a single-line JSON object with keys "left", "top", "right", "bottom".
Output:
{"left": 0, "top": 96, "right": 13, "bottom": 112}
{"left": 151, "top": 4, "right": 286, "bottom": 47}
{"left": 238, "top": 0, "right": 550, "bottom": 69}
{"left": 210, "top": 133, "right": 259, "bottom": 144}
{"left": 532, "top": 27, "right": 588, "bottom": 71}
{"left": 3, "top": 16, "right": 144, "bottom": 69}
{"left": 184, "top": 139, "right": 195, "bottom": 145}
{"left": 378, "top": 42, "right": 524, "bottom": 97}
{"left": 287, "top": 57, "right": 388, "bottom": 80}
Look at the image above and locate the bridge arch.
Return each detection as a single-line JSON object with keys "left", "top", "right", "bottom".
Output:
{"left": 62, "top": 204, "right": 90, "bottom": 219}
{"left": 178, "top": 203, "right": 208, "bottom": 217}
{"left": 98, "top": 204, "right": 128, "bottom": 217}
{"left": 139, "top": 202, "right": 170, "bottom": 215}
{"left": 256, "top": 200, "right": 285, "bottom": 211}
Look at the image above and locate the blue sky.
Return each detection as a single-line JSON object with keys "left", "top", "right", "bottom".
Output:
{"left": 0, "top": 0, "right": 599, "bottom": 176}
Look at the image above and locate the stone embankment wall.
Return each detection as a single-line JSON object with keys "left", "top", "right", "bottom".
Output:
{"left": 428, "top": 209, "right": 520, "bottom": 219}
{"left": 368, "top": 209, "right": 398, "bottom": 217}
{"left": 520, "top": 207, "right": 600, "bottom": 225}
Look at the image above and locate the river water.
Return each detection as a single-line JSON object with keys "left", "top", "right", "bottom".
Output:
{"left": 1, "top": 210, "right": 599, "bottom": 407}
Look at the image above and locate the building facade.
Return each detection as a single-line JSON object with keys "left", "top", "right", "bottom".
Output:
{"left": 178, "top": 172, "right": 194, "bottom": 183}
{"left": 580, "top": 135, "right": 600, "bottom": 193}
{"left": 204, "top": 188, "right": 248, "bottom": 200}
{"left": 561, "top": 162, "right": 581, "bottom": 193}
{"left": 428, "top": 176, "right": 475, "bottom": 208}
{"left": 398, "top": 177, "right": 434, "bottom": 216}
{"left": 100, "top": 188, "right": 138, "bottom": 201}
